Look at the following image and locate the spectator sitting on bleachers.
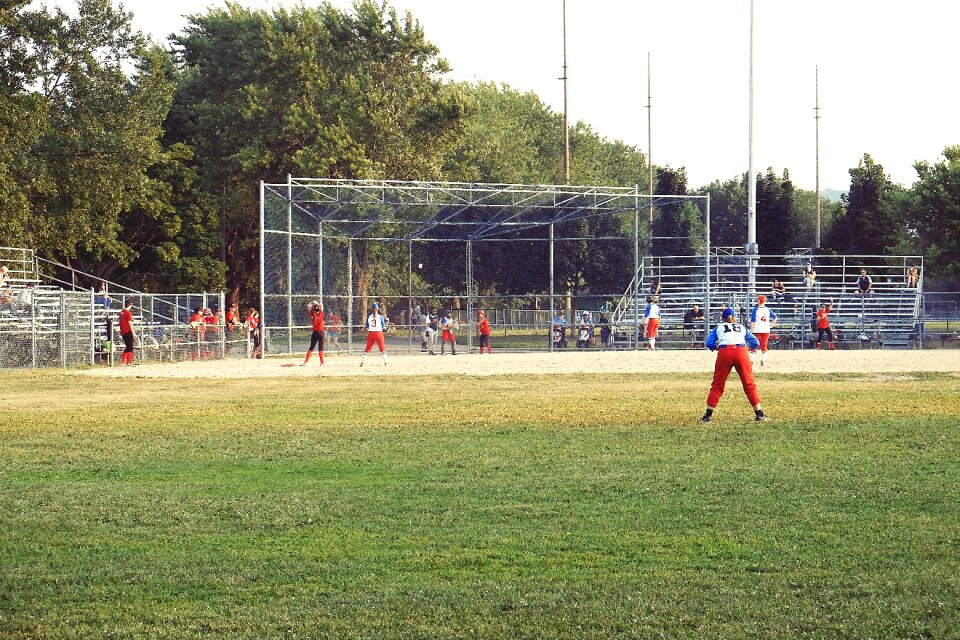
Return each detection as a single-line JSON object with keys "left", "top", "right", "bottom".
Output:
{"left": 855, "top": 269, "right": 873, "bottom": 296}
{"left": 649, "top": 278, "right": 662, "bottom": 300}
{"left": 94, "top": 281, "right": 112, "bottom": 309}
{"left": 803, "top": 262, "right": 816, "bottom": 289}
{"left": 905, "top": 264, "right": 919, "bottom": 288}
{"left": 17, "top": 283, "right": 34, "bottom": 314}
{"left": 770, "top": 279, "right": 788, "bottom": 302}
{"left": 0, "top": 286, "right": 17, "bottom": 316}
{"left": 0, "top": 265, "right": 8, "bottom": 289}
{"left": 685, "top": 304, "right": 705, "bottom": 343}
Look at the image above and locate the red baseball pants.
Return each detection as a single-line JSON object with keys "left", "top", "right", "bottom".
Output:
{"left": 707, "top": 346, "right": 761, "bottom": 408}
{"left": 364, "top": 332, "right": 385, "bottom": 353}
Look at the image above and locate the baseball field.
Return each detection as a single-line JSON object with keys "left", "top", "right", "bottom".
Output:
{"left": 2, "top": 350, "right": 959, "bottom": 638}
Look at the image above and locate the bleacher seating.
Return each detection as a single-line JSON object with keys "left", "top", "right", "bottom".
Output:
{"left": 610, "top": 252, "right": 923, "bottom": 350}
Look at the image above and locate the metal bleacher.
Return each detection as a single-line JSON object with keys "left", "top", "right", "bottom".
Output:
{"left": 610, "top": 251, "right": 924, "bottom": 350}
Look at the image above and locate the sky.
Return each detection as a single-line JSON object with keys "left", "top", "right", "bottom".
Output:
{"left": 34, "top": 0, "right": 960, "bottom": 191}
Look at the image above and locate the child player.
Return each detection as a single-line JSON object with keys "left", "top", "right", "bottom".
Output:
{"left": 440, "top": 310, "right": 458, "bottom": 355}
{"left": 301, "top": 299, "right": 325, "bottom": 366}
{"left": 118, "top": 299, "right": 136, "bottom": 366}
{"left": 359, "top": 302, "right": 388, "bottom": 367}
{"left": 816, "top": 298, "right": 835, "bottom": 350}
{"left": 749, "top": 294, "right": 777, "bottom": 366}
{"left": 700, "top": 307, "right": 769, "bottom": 423}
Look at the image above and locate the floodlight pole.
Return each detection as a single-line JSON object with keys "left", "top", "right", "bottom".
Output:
{"left": 347, "top": 239, "right": 353, "bottom": 354}
{"left": 746, "top": 0, "right": 757, "bottom": 300}
{"left": 562, "top": 0, "right": 570, "bottom": 182}
{"left": 549, "top": 223, "right": 555, "bottom": 352}
{"left": 408, "top": 240, "right": 413, "bottom": 353}
{"left": 815, "top": 65, "right": 821, "bottom": 249}
{"left": 634, "top": 185, "right": 641, "bottom": 349}
{"left": 259, "top": 180, "right": 265, "bottom": 358}
{"left": 287, "top": 174, "right": 293, "bottom": 355}
{"left": 647, "top": 52, "right": 654, "bottom": 257}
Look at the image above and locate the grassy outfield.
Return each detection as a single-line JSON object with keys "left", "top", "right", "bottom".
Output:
{"left": 1, "top": 371, "right": 959, "bottom": 639}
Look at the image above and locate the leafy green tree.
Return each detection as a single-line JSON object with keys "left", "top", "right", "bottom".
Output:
{"left": 825, "top": 153, "right": 903, "bottom": 255}
{"left": 898, "top": 145, "right": 960, "bottom": 284}
{"left": 755, "top": 167, "right": 796, "bottom": 254}
{"left": 651, "top": 166, "right": 704, "bottom": 257}
{"left": 698, "top": 175, "right": 747, "bottom": 248}
{"left": 168, "top": 0, "right": 466, "bottom": 305}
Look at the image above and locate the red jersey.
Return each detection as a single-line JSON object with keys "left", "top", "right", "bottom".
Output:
{"left": 189, "top": 311, "right": 202, "bottom": 325}
{"left": 817, "top": 309, "right": 831, "bottom": 329}
{"left": 310, "top": 308, "right": 325, "bottom": 332}
{"left": 477, "top": 316, "right": 490, "bottom": 335}
{"left": 247, "top": 313, "right": 259, "bottom": 331}
{"left": 119, "top": 308, "right": 133, "bottom": 334}
{"left": 226, "top": 309, "right": 239, "bottom": 325}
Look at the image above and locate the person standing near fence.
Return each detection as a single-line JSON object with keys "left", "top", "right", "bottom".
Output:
{"left": 246, "top": 308, "right": 261, "bottom": 358}
{"left": 749, "top": 295, "right": 777, "bottom": 366}
{"left": 476, "top": 309, "right": 492, "bottom": 354}
{"left": 440, "top": 310, "right": 458, "bottom": 355}
{"left": 643, "top": 296, "right": 661, "bottom": 351}
{"left": 816, "top": 299, "right": 835, "bottom": 350}
{"left": 425, "top": 306, "right": 439, "bottom": 355}
{"left": 360, "top": 302, "right": 388, "bottom": 367}
{"left": 700, "top": 307, "right": 769, "bottom": 423}
{"left": 118, "top": 299, "right": 136, "bottom": 366}
{"left": 301, "top": 300, "right": 326, "bottom": 366}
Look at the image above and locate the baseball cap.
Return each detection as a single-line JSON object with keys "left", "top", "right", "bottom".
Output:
{"left": 372, "top": 302, "right": 379, "bottom": 309}
{"left": 721, "top": 307, "right": 735, "bottom": 320}
{"left": 757, "top": 294, "right": 766, "bottom": 304}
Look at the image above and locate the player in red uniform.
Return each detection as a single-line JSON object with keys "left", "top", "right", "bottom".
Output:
{"left": 700, "top": 307, "right": 769, "bottom": 423}
{"left": 246, "top": 308, "right": 261, "bottom": 358}
{"left": 476, "top": 309, "right": 492, "bottom": 354}
{"left": 440, "top": 310, "right": 458, "bottom": 355}
{"left": 302, "top": 300, "right": 326, "bottom": 366}
{"left": 816, "top": 298, "right": 835, "bottom": 350}
{"left": 118, "top": 299, "right": 136, "bottom": 366}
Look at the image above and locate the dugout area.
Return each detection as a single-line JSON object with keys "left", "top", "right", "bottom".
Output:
{"left": 259, "top": 178, "right": 707, "bottom": 356}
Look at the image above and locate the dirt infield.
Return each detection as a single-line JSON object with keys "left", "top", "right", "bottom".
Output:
{"left": 78, "top": 348, "right": 960, "bottom": 379}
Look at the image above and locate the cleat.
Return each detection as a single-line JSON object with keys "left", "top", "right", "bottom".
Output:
{"left": 699, "top": 414, "right": 712, "bottom": 424}
{"left": 755, "top": 413, "right": 770, "bottom": 422}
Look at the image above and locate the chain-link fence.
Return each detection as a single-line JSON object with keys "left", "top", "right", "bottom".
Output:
{"left": 0, "top": 284, "right": 248, "bottom": 368}
{"left": 260, "top": 179, "right": 709, "bottom": 355}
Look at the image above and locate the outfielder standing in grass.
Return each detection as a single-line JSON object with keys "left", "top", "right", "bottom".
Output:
{"left": 360, "top": 302, "right": 388, "bottom": 367}
{"left": 118, "top": 299, "right": 136, "bottom": 366}
{"left": 749, "top": 294, "right": 777, "bottom": 366}
{"left": 700, "top": 307, "right": 769, "bottom": 423}
{"left": 301, "top": 300, "right": 325, "bottom": 366}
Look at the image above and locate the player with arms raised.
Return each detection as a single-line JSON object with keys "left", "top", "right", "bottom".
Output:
{"left": 700, "top": 307, "right": 769, "bottom": 423}
{"left": 301, "top": 300, "right": 326, "bottom": 366}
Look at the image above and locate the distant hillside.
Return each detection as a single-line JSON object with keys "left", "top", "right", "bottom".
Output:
{"left": 821, "top": 188, "right": 846, "bottom": 202}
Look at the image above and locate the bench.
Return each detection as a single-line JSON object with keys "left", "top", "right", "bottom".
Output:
{"left": 941, "top": 332, "right": 960, "bottom": 347}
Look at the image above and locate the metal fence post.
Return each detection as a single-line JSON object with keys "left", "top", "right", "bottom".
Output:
{"left": 30, "top": 292, "right": 36, "bottom": 368}
{"left": 60, "top": 291, "right": 66, "bottom": 367}
{"left": 90, "top": 290, "right": 95, "bottom": 365}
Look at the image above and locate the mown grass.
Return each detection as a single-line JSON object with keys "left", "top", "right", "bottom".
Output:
{"left": 1, "top": 370, "right": 959, "bottom": 639}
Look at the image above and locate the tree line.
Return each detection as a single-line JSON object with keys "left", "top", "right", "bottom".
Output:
{"left": 1, "top": 0, "right": 958, "bottom": 307}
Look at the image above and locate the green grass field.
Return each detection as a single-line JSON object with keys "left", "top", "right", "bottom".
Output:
{"left": 2, "top": 370, "right": 959, "bottom": 639}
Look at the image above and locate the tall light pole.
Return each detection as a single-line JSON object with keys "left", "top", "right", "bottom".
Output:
{"left": 647, "top": 52, "right": 653, "bottom": 256}
{"left": 562, "top": 0, "right": 570, "bottom": 183}
{"left": 815, "top": 65, "right": 821, "bottom": 249}
{"left": 747, "top": 0, "right": 757, "bottom": 295}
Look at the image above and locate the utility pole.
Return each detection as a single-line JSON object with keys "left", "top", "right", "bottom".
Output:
{"left": 815, "top": 65, "right": 821, "bottom": 249}
{"left": 747, "top": 0, "right": 757, "bottom": 296}
{"left": 562, "top": 0, "right": 570, "bottom": 183}
{"left": 647, "top": 52, "right": 653, "bottom": 257}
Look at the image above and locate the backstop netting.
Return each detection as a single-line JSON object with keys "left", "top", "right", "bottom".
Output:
{"left": 260, "top": 179, "right": 708, "bottom": 355}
